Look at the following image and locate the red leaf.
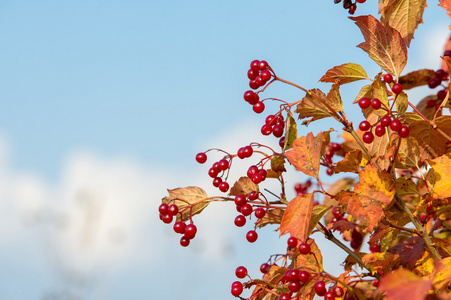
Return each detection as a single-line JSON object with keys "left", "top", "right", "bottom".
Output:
{"left": 378, "top": 269, "right": 433, "bottom": 300}
{"left": 387, "top": 236, "right": 425, "bottom": 269}
{"left": 279, "top": 193, "right": 314, "bottom": 242}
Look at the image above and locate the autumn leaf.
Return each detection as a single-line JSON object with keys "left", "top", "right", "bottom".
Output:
{"left": 354, "top": 163, "right": 395, "bottom": 200}
{"left": 326, "top": 219, "right": 360, "bottom": 233}
{"left": 270, "top": 155, "right": 286, "bottom": 173}
{"left": 439, "top": 0, "right": 451, "bottom": 18}
{"left": 362, "top": 252, "right": 398, "bottom": 275}
{"left": 380, "top": 0, "right": 427, "bottom": 47}
{"left": 283, "top": 112, "right": 297, "bottom": 151}
{"left": 319, "top": 63, "right": 370, "bottom": 84}
{"left": 394, "top": 136, "right": 422, "bottom": 169}
{"left": 434, "top": 257, "right": 451, "bottom": 292}
{"left": 350, "top": 15, "right": 408, "bottom": 79}
{"left": 395, "top": 177, "right": 419, "bottom": 197}
{"left": 296, "top": 239, "right": 323, "bottom": 273}
{"left": 295, "top": 88, "right": 342, "bottom": 125}
{"left": 285, "top": 132, "right": 323, "bottom": 178}
{"left": 249, "top": 265, "right": 286, "bottom": 300}
{"left": 398, "top": 69, "right": 436, "bottom": 89}
{"left": 428, "top": 153, "right": 451, "bottom": 199}
{"left": 353, "top": 84, "right": 372, "bottom": 104}
{"left": 308, "top": 205, "right": 331, "bottom": 237}
{"left": 256, "top": 208, "right": 284, "bottom": 229}
{"left": 395, "top": 91, "right": 408, "bottom": 114}
{"left": 279, "top": 193, "right": 314, "bottom": 242}
{"left": 323, "top": 177, "right": 355, "bottom": 224}
{"left": 229, "top": 177, "right": 259, "bottom": 196}
{"left": 162, "top": 186, "right": 209, "bottom": 222}
{"left": 378, "top": 269, "right": 433, "bottom": 300}
{"left": 416, "top": 95, "right": 442, "bottom": 120}
{"left": 387, "top": 236, "right": 425, "bottom": 269}
{"left": 333, "top": 149, "right": 362, "bottom": 174}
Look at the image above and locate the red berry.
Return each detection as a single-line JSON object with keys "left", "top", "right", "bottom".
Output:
{"left": 168, "top": 204, "right": 179, "bottom": 216}
{"left": 247, "top": 165, "right": 259, "bottom": 178}
{"left": 444, "top": 50, "right": 451, "bottom": 57}
{"left": 436, "top": 69, "right": 446, "bottom": 79}
{"left": 286, "top": 269, "right": 299, "bottom": 282}
{"left": 373, "top": 280, "right": 380, "bottom": 287}
{"left": 242, "top": 145, "right": 253, "bottom": 158}
{"left": 219, "top": 181, "right": 230, "bottom": 192}
{"left": 279, "top": 293, "right": 291, "bottom": 300}
{"left": 195, "top": 152, "right": 207, "bottom": 164}
{"left": 260, "top": 263, "right": 270, "bottom": 273}
{"left": 332, "top": 207, "right": 343, "bottom": 219}
{"left": 249, "top": 80, "right": 259, "bottom": 90}
{"left": 260, "top": 70, "right": 271, "bottom": 81}
{"left": 375, "top": 125, "right": 386, "bottom": 137}
{"left": 254, "top": 208, "right": 266, "bottom": 219}
{"left": 235, "top": 266, "right": 248, "bottom": 279}
{"left": 359, "top": 120, "right": 371, "bottom": 131}
{"left": 244, "top": 90, "right": 259, "bottom": 104}
{"left": 261, "top": 124, "right": 272, "bottom": 135}
{"left": 235, "top": 194, "right": 247, "bottom": 206}
{"left": 428, "top": 77, "right": 442, "bottom": 89}
{"left": 208, "top": 167, "right": 219, "bottom": 178}
{"left": 161, "top": 214, "right": 173, "bottom": 224}
{"left": 173, "top": 221, "right": 186, "bottom": 234}
{"left": 333, "top": 286, "right": 344, "bottom": 297}
{"left": 380, "top": 115, "right": 392, "bottom": 127}
{"left": 241, "top": 204, "right": 253, "bottom": 216}
{"left": 358, "top": 97, "right": 371, "bottom": 109}
{"left": 390, "top": 119, "right": 402, "bottom": 132}
{"left": 180, "top": 236, "right": 190, "bottom": 247}
{"left": 259, "top": 60, "right": 269, "bottom": 70}
{"left": 362, "top": 132, "right": 374, "bottom": 144}
{"left": 212, "top": 177, "right": 222, "bottom": 187}
{"left": 247, "top": 69, "right": 258, "bottom": 80}
{"left": 231, "top": 282, "right": 243, "bottom": 297}
{"left": 159, "top": 203, "right": 169, "bottom": 215}
{"left": 371, "top": 98, "right": 382, "bottom": 110}
{"left": 298, "top": 270, "right": 310, "bottom": 283}
{"left": 253, "top": 101, "right": 265, "bottom": 113}
{"left": 287, "top": 237, "right": 298, "bottom": 248}
{"left": 250, "top": 60, "right": 260, "bottom": 71}
{"left": 248, "top": 191, "right": 259, "bottom": 200}
{"left": 324, "top": 291, "right": 335, "bottom": 300}
{"left": 298, "top": 242, "right": 311, "bottom": 254}
{"left": 234, "top": 215, "right": 246, "bottom": 227}
{"left": 266, "top": 114, "right": 276, "bottom": 125}
{"left": 184, "top": 224, "right": 197, "bottom": 239}
{"left": 399, "top": 125, "right": 410, "bottom": 138}
{"left": 326, "top": 168, "right": 334, "bottom": 176}
{"left": 218, "top": 159, "right": 229, "bottom": 170}
{"left": 437, "top": 89, "right": 447, "bottom": 100}
{"left": 272, "top": 125, "right": 284, "bottom": 138}
{"left": 279, "top": 137, "right": 286, "bottom": 148}
{"left": 246, "top": 230, "right": 258, "bottom": 243}
{"left": 251, "top": 172, "right": 263, "bottom": 184}
{"left": 314, "top": 281, "right": 327, "bottom": 296}
{"left": 324, "top": 150, "right": 334, "bottom": 159}
{"left": 369, "top": 243, "right": 381, "bottom": 253}
{"left": 237, "top": 147, "right": 246, "bottom": 159}
{"left": 392, "top": 83, "right": 403, "bottom": 94}
{"left": 383, "top": 73, "right": 393, "bottom": 83}
{"left": 288, "top": 281, "right": 301, "bottom": 293}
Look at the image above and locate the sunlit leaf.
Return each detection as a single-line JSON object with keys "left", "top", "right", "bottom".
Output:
{"left": 378, "top": 269, "right": 432, "bottom": 300}
{"left": 229, "top": 177, "right": 259, "bottom": 196}
{"left": 319, "top": 62, "right": 370, "bottom": 84}
{"left": 350, "top": 15, "right": 408, "bottom": 79}
{"left": 434, "top": 257, "right": 451, "bottom": 292}
{"left": 387, "top": 236, "right": 425, "bottom": 269}
{"left": 285, "top": 132, "right": 323, "bottom": 178}
{"left": 398, "top": 69, "right": 436, "bottom": 89}
{"left": 257, "top": 208, "right": 284, "bottom": 229}
{"left": 295, "top": 88, "right": 342, "bottom": 125}
{"left": 409, "top": 116, "right": 451, "bottom": 160}
{"left": 362, "top": 252, "right": 398, "bottom": 275}
{"left": 333, "top": 149, "right": 362, "bottom": 174}
{"left": 162, "top": 186, "right": 209, "bottom": 222}
{"left": 428, "top": 153, "right": 451, "bottom": 199}
{"left": 279, "top": 193, "right": 314, "bottom": 242}
{"left": 283, "top": 112, "right": 297, "bottom": 151}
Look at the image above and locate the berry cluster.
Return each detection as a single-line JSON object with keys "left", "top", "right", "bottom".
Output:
{"left": 233, "top": 191, "right": 264, "bottom": 243}
{"left": 158, "top": 203, "right": 198, "bottom": 247}
{"left": 333, "top": 0, "right": 366, "bottom": 15}
{"left": 294, "top": 180, "right": 312, "bottom": 195}
{"left": 243, "top": 60, "right": 274, "bottom": 114}
{"left": 262, "top": 114, "right": 285, "bottom": 138}
{"left": 322, "top": 142, "right": 341, "bottom": 176}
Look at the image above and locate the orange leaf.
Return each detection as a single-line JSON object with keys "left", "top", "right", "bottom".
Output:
{"left": 428, "top": 153, "right": 451, "bottom": 199}
{"left": 409, "top": 116, "right": 451, "bottom": 160}
{"left": 434, "top": 257, "right": 451, "bottom": 292}
{"left": 362, "top": 252, "right": 398, "bottom": 275}
{"left": 229, "top": 176, "right": 259, "bottom": 196}
{"left": 439, "top": 0, "right": 451, "bottom": 18}
{"left": 378, "top": 269, "right": 433, "bottom": 300}
{"left": 350, "top": 15, "right": 407, "bottom": 79}
{"left": 333, "top": 149, "right": 362, "bottom": 174}
{"left": 354, "top": 164, "right": 395, "bottom": 200}
{"left": 319, "top": 63, "right": 370, "bottom": 84}
{"left": 163, "top": 186, "right": 209, "bottom": 222}
{"left": 295, "top": 88, "right": 342, "bottom": 125}
{"left": 380, "top": 0, "right": 427, "bottom": 47}
{"left": 285, "top": 132, "right": 323, "bottom": 178}
{"left": 279, "top": 193, "right": 314, "bottom": 242}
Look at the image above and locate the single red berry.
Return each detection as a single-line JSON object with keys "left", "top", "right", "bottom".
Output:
{"left": 219, "top": 181, "right": 230, "bottom": 192}
{"left": 436, "top": 69, "right": 446, "bottom": 79}
{"left": 255, "top": 76, "right": 266, "bottom": 87}
{"left": 247, "top": 69, "right": 258, "bottom": 80}
{"left": 332, "top": 207, "right": 343, "bottom": 219}
{"left": 437, "top": 89, "right": 447, "bottom": 100}
{"left": 248, "top": 191, "right": 258, "bottom": 200}
{"left": 260, "top": 263, "right": 270, "bottom": 274}
{"left": 359, "top": 120, "right": 371, "bottom": 131}
{"left": 247, "top": 165, "right": 259, "bottom": 178}
{"left": 184, "top": 224, "right": 197, "bottom": 239}
{"left": 235, "top": 194, "right": 247, "bottom": 206}
{"left": 373, "top": 280, "right": 380, "bottom": 287}
{"left": 173, "top": 221, "right": 186, "bottom": 234}
{"left": 358, "top": 97, "right": 371, "bottom": 109}
{"left": 266, "top": 114, "right": 276, "bottom": 125}
{"left": 242, "top": 145, "right": 253, "bottom": 158}
{"left": 399, "top": 125, "right": 410, "bottom": 138}
{"left": 234, "top": 215, "right": 246, "bottom": 227}
{"left": 235, "top": 266, "right": 248, "bottom": 279}
{"left": 240, "top": 203, "right": 253, "bottom": 216}
{"left": 444, "top": 50, "right": 451, "bottom": 57}
{"left": 159, "top": 203, "right": 169, "bottom": 215}
{"left": 314, "top": 281, "right": 327, "bottom": 296}
{"left": 260, "top": 70, "right": 271, "bottom": 81}
{"left": 324, "top": 150, "right": 334, "bottom": 159}
{"left": 298, "top": 242, "right": 311, "bottom": 254}
{"left": 288, "top": 281, "right": 301, "bottom": 293}
{"left": 161, "top": 214, "right": 173, "bottom": 224}
{"left": 244, "top": 90, "right": 258, "bottom": 103}
{"left": 261, "top": 124, "right": 272, "bottom": 135}
{"left": 237, "top": 147, "right": 246, "bottom": 159}
{"left": 390, "top": 119, "right": 402, "bottom": 132}
{"left": 298, "top": 270, "right": 310, "bottom": 283}
{"left": 370, "top": 98, "right": 382, "bottom": 110}
{"left": 279, "top": 293, "right": 291, "bottom": 300}
{"left": 287, "top": 237, "right": 298, "bottom": 248}
{"left": 258, "top": 169, "right": 267, "bottom": 181}
{"left": 350, "top": 239, "right": 362, "bottom": 249}
{"left": 286, "top": 269, "right": 299, "bottom": 282}
{"left": 428, "top": 77, "right": 442, "bottom": 89}
{"left": 375, "top": 125, "right": 386, "bottom": 137}
{"left": 427, "top": 99, "right": 437, "bottom": 108}
{"left": 369, "top": 243, "right": 381, "bottom": 253}
{"left": 250, "top": 60, "right": 260, "bottom": 71}
{"left": 254, "top": 208, "right": 266, "bottom": 219}
{"left": 253, "top": 101, "right": 265, "bottom": 113}
{"left": 326, "top": 168, "right": 334, "bottom": 176}
{"left": 231, "top": 282, "right": 243, "bottom": 297}
{"left": 180, "top": 236, "right": 190, "bottom": 247}
{"left": 348, "top": 4, "right": 356, "bottom": 14}
{"left": 392, "top": 83, "right": 403, "bottom": 94}
{"left": 259, "top": 60, "right": 269, "bottom": 70}
{"left": 246, "top": 230, "right": 258, "bottom": 243}
{"left": 324, "top": 291, "right": 335, "bottom": 300}
{"left": 279, "top": 136, "right": 285, "bottom": 148}
{"left": 251, "top": 172, "right": 263, "bottom": 184}
{"left": 168, "top": 204, "right": 179, "bottom": 216}
{"left": 195, "top": 152, "right": 207, "bottom": 164}
{"left": 272, "top": 125, "right": 284, "bottom": 138}
{"left": 332, "top": 286, "right": 344, "bottom": 297}
{"left": 383, "top": 73, "right": 393, "bottom": 83}
{"left": 218, "top": 159, "right": 229, "bottom": 171}
{"left": 212, "top": 177, "right": 222, "bottom": 187}
{"left": 362, "top": 132, "right": 374, "bottom": 144}
{"left": 380, "top": 115, "right": 392, "bottom": 127}
{"left": 249, "top": 80, "right": 259, "bottom": 90}
{"left": 208, "top": 167, "right": 219, "bottom": 178}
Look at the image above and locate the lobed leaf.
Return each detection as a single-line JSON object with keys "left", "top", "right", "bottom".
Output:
{"left": 229, "top": 177, "right": 259, "bottom": 196}
{"left": 163, "top": 186, "right": 209, "bottom": 222}
{"left": 319, "top": 62, "right": 370, "bottom": 84}
{"left": 387, "top": 236, "right": 425, "bottom": 269}
{"left": 285, "top": 132, "right": 323, "bottom": 178}
{"left": 362, "top": 252, "right": 399, "bottom": 275}
{"left": 378, "top": 269, "right": 433, "bottom": 300}
{"left": 439, "top": 0, "right": 451, "bottom": 18}
{"left": 333, "top": 149, "right": 362, "bottom": 174}
{"left": 279, "top": 193, "right": 314, "bottom": 242}
{"left": 434, "top": 257, "right": 451, "bottom": 292}
{"left": 350, "top": 15, "right": 407, "bottom": 79}
{"left": 295, "top": 88, "right": 342, "bottom": 125}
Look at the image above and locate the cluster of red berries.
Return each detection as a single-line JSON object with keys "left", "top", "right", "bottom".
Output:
{"left": 261, "top": 113, "right": 285, "bottom": 138}
{"left": 196, "top": 152, "right": 233, "bottom": 193}
{"left": 294, "top": 180, "right": 312, "bottom": 195}
{"left": 158, "top": 203, "right": 198, "bottom": 247}
{"left": 322, "top": 143, "right": 341, "bottom": 176}
{"left": 233, "top": 191, "right": 264, "bottom": 243}
{"left": 329, "top": 206, "right": 344, "bottom": 224}
{"left": 243, "top": 60, "right": 273, "bottom": 114}
{"left": 334, "top": 0, "right": 366, "bottom": 15}
{"left": 428, "top": 68, "right": 448, "bottom": 89}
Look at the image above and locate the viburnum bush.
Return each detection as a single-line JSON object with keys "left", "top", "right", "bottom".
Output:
{"left": 160, "top": 1, "right": 451, "bottom": 300}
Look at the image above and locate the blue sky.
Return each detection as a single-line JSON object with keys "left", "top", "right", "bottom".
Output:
{"left": 0, "top": 1, "right": 449, "bottom": 300}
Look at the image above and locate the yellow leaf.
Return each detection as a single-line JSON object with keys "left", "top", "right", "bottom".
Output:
{"left": 434, "top": 257, "right": 451, "bottom": 292}
{"left": 319, "top": 62, "right": 370, "bottom": 84}
{"left": 428, "top": 153, "right": 451, "bottom": 199}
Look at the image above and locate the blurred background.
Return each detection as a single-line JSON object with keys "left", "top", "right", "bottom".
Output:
{"left": 0, "top": 1, "right": 449, "bottom": 299}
